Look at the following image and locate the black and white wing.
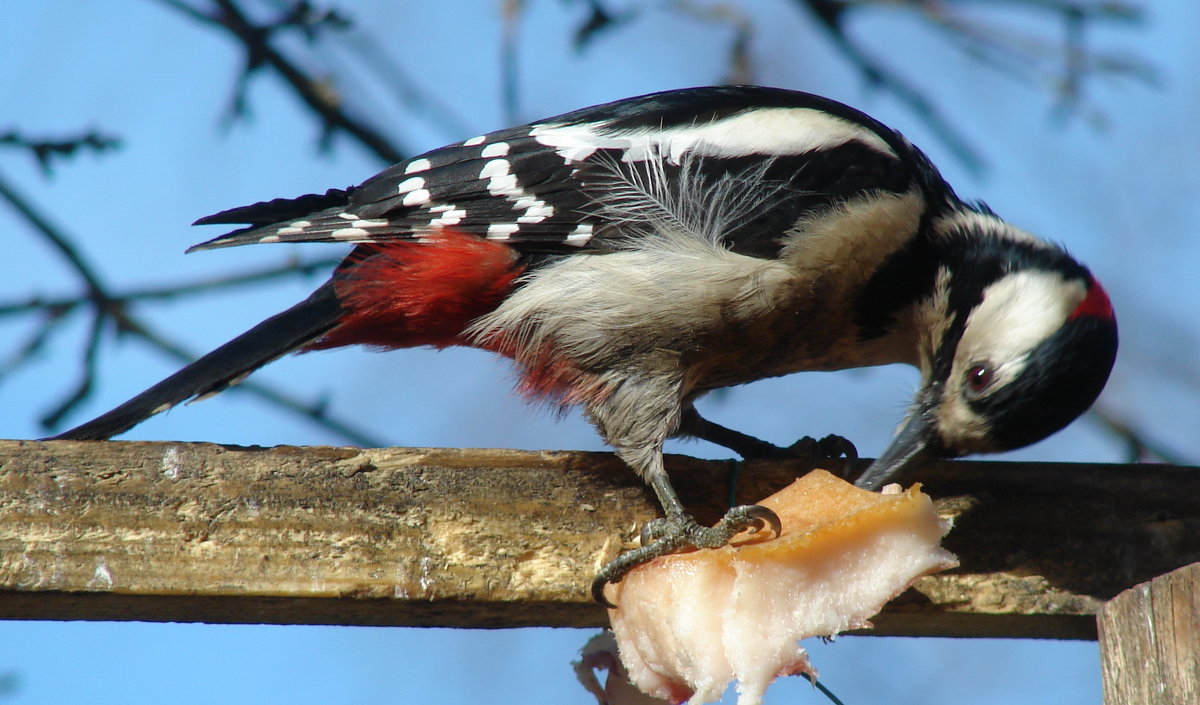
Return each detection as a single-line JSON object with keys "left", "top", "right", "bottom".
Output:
{"left": 191, "top": 86, "right": 949, "bottom": 259}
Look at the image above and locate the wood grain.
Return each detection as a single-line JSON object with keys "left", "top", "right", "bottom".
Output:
{"left": 1, "top": 440, "right": 1196, "bottom": 638}
{"left": 1099, "top": 562, "right": 1200, "bottom": 705}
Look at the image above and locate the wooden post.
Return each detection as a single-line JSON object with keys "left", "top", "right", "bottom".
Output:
{"left": 2, "top": 439, "right": 1198, "bottom": 639}
{"left": 1098, "top": 562, "right": 1200, "bottom": 705}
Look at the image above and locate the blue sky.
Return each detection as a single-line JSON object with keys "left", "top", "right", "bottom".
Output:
{"left": 2, "top": 2, "right": 1197, "bottom": 703}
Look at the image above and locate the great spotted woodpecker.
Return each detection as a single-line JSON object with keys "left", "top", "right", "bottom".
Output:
{"left": 54, "top": 86, "right": 1118, "bottom": 601}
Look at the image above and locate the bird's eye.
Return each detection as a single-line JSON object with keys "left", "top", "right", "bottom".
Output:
{"left": 964, "top": 363, "right": 995, "bottom": 397}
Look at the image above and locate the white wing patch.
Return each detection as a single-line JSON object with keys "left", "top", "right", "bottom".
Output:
{"left": 428, "top": 203, "right": 466, "bottom": 226}
{"left": 479, "top": 158, "right": 556, "bottom": 226}
{"left": 404, "top": 158, "right": 432, "bottom": 174}
{"left": 564, "top": 223, "right": 594, "bottom": 246}
{"left": 530, "top": 106, "right": 895, "bottom": 166}
{"left": 331, "top": 227, "right": 370, "bottom": 240}
{"left": 487, "top": 223, "right": 520, "bottom": 240}
{"left": 528, "top": 123, "right": 631, "bottom": 162}
{"left": 481, "top": 141, "right": 511, "bottom": 158}
{"left": 402, "top": 189, "right": 431, "bottom": 207}
{"left": 396, "top": 176, "right": 426, "bottom": 194}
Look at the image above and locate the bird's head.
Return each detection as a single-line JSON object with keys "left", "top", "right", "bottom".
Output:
{"left": 855, "top": 213, "right": 1118, "bottom": 490}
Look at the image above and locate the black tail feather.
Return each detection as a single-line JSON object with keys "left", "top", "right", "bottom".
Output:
{"left": 50, "top": 284, "right": 345, "bottom": 441}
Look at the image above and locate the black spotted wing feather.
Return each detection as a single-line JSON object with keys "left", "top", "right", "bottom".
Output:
{"left": 189, "top": 86, "right": 931, "bottom": 259}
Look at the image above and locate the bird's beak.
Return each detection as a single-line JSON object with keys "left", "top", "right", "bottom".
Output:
{"left": 854, "top": 403, "right": 939, "bottom": 491}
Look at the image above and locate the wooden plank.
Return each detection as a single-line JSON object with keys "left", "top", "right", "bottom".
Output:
{"left": 1098, "top": 563, "right": 1200, "bottom": 705}
{"left": 1, "top": 439, "right": 1197, "bottom": 637}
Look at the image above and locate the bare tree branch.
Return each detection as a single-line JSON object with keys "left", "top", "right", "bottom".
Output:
{"left": 916, "top": 1, "right": 1156, "bottom": 127}
{"left": 673, "top": 1, "right": 756, "bottom": 85}
{"left": 328, "top": 29, "right": 476, "bottom": 142}
{"left": 500, "top": 0, "right": 524, "bottom": 126}
{"left": 0, "top": 256, "right": 341, "bottom": 318}
{"left": 797, "top": 0, "right": 988, "bottom": 170}
{"left": 569, "top": 0, "right": 636, "bottom": 51}
{"left": 40, "top": 308, "right": 105, "bottom": 429}
{"left": 0, "top": 129, "right": 122, "bottom": 175}
{"left": 0, "top": 167, "right": 383, "bottom": 446}
{"left": 0, "top": 307, "right": 71, "bottom": 382}
{"left": 1090, "top": 407, "right": 1191, "bottom": 466}
{"left": 155, "top": 0, "right": 406, "bottom": 164}
{"left": 787, "top": 0, "right": 1150, "bottom": 169}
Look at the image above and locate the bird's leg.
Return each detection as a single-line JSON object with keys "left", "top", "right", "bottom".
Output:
{"left": 679, "top": 406, "right": 859, "bottom": 475}
{"left": 592, "top": 450, "right": 781, "bottom": 607}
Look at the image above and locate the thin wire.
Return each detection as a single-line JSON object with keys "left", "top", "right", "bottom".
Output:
{"left": 803, "top": 674, "right": 848, "bottom": 705}
{"left": 726, "top": 460, "right": 741, "bottom": 509}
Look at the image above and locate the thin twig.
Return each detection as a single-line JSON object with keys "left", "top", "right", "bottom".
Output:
{"left": 40, "top": 309, "right": 106, "bottom": 429}
{"left": 155, "top": 0, "right": 406, "bottom": 165}
{"left": 500, "top": 0, "right": 523, "bottom": 125}
{"left": 790, "top": 0, "right": 1152, "bottom": 171}
{"left": 110, "top": 310, "right": 386, "bottom": 447}
{"left": 331, "top": 31, "right": 475, "bottom": 142}
{"left": 0, "top": 308, "right": 71, "bottom": 380}
{"left": 0, "top": 167, "right": 384, "bottom": 446}
{"left": 0, "top": 256, "right": 341, "bottom": 318}
{"left": 672, "top": 1, "right": 756, "bottom": 85}
{"left": 0, "top": 129, "right": 122, "bottom": 175}
{"left": 916, "top": 2, "right": 1156, "bottom": 127}
{"left": 0, "top": 172, "right": 112, "bottom": 304}
{"left": 569, "top": 0, "right": 636, "bottom": 51}
{"left": 1089, "top": 407, "right": 1190, "bottom": 466}
{"left": 797, "top": 0, "right": 986, "bottom": 172}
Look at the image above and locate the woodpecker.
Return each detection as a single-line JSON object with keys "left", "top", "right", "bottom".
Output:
{"left": 53, "top": 86, "right": 1117, "bottom": 601}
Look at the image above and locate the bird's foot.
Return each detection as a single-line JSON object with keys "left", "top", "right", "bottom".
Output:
{"left": 592, "top": 504, "right": 781, "bottom": 607}
{"left": 764, "top": 433, "right": 857, "bottom": 463}
{"left": 728, "top": 433, "right": 859, "bottom": 480}
{"left": 786, "top": 434, "right": 859, "bottom": 478}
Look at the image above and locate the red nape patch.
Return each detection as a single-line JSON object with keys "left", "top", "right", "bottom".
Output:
{"left": 310, "top": 230, "right": 524, "bottom": 350}
{"left": 1071, "top": 278, "right": 1115, "bottom": 321}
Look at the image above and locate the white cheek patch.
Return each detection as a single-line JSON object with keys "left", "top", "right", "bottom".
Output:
{"left": 957, "top": 269, "right": 1088, "bottom": 392}
{"left": 935, "top": 270, "right": 1086, "bottom": 453}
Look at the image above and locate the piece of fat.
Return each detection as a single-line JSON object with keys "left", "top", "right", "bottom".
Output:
{"left": 576, "top": 632, "right": 674, "bottom": 705}
{"left": 603, "top": 469, "right": 958, "bottom": 705}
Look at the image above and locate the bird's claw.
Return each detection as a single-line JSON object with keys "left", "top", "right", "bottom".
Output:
{"left": 782, "top": 434, "right": 859, "bottom": 479}
{"left": 732, "top": 433, "right": 858, "bottom": 469}
{"left": 787, "top": 433, "right": 858, "bottom": 463}
{"left": 736, "top": 503, "right": 782, "bottom": 538}
{"left": 592, "top": 504, "right": 782, "bottom": 608}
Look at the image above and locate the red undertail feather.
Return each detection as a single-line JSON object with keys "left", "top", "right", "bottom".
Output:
{"left": 311, "top": 228, "right": 610, "bottom": 408}
{"left": 482, "top": 335, "right": 612, "bottom": 408}
{"left": 310, "top": 230, "right": 524, "bottom": 350}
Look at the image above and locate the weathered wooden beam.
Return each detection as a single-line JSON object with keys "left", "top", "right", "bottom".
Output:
{"left": 1098, "top": 562, "right": 1200, "bottom": 705}
{"left": 1, "top": 439, "right": 1196, "bottom": 638}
